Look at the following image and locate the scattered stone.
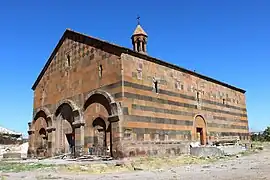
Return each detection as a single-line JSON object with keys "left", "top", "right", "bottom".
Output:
{"left": 115, "top": 161, "right": 124, "bottom": 166}
{"left": 79, "top": 165, "right": 88, "bottom": 171}
{"left": 185, "top": 166, "right": 191, "bottom": 171}
{"left": 156, "top": 169, "right": 164, "bottom": 172}
{"left": 190, "top": 147, "right": 224, "bottom": 157}
{"left": 236, "top": 154, "right": 241, "bottom": 158}
{"left": 134, "top": 167, "right": 143, "bottom": 171}
{"left": 202, "top": 165, "right": 210, "bottom": 168}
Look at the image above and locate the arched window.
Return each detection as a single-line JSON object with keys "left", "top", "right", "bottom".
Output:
{"left": 98, "top": 65, "right": 103, "bottom": 78}
{"left": 137, "top": 41, "right": 141, "bottom": 52}
{"left": 142, "top": 42, "right": 145, "bottom": 52}
{"left": 66, "top": 54, "right": 71, "bottom": 67}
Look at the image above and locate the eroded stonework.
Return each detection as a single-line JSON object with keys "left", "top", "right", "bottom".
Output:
{"left": 29, "top": 26, "right": 249, "bottom": 158}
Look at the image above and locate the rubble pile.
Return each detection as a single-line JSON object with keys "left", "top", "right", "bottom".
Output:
{"left": 0, "top": 125, "right": 27, "bottom": 159}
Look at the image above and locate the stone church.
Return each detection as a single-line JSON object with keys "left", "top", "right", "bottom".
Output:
{"left": 28, "top": 22, "right": 249, "bottom": 158}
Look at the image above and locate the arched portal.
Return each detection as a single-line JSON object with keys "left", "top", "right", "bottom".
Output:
{"left": 92, "top": 117, "right": 107, "bottom": 155}
{"left": 31, "top": 108, "right": 52, "bottom": 157}
{"left": 194, "top": 115, "right": 207, "bottom": 145}
{"left": 55, "top": 103, "right": 76, "bottom": 155}
{"left": 84, "top": 90, "right": 121, "bottom": 157}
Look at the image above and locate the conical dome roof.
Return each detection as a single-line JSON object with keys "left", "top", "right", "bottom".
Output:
{"left": 132, "top": 24, "right": 147, "bottom": 36}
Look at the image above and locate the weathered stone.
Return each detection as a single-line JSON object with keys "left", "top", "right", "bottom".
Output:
{"left": 29, "top": 24, "right": 249, "bottom": 159}
{"left": 190, "top": 147, "right": 224, "bottom": 157}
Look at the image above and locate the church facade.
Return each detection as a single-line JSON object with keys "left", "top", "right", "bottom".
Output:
{"left": 28, "top": 23, "right": 249, "bottom": 158}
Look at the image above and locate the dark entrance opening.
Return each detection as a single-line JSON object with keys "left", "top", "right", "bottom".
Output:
{"left": 92, "top": 117, "right": 109, "bottom": 156}
{"left": 66, "top": 133, "right": 75, "bottom": 155}
{"left": 196, "top": 127, "right": 204, "bottom": 145}
{"left": 37, "top": 128, "right": 48, "bottom": 157}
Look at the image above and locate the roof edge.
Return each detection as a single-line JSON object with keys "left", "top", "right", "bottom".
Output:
{"left": 31, "top": 29, "right": 246, "bottom": 94}
{"left": 123, "top": 50, "right": 246, "bottom": 94}
{"left": 31, "top": 29, "right": 70, "bottom": 90}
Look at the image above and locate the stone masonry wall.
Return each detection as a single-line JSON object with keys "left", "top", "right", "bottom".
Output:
{"left": 31, "top": 33, "right": 123, "bottom": 156}
{"left": 119, "top": 53, "right": 248, "bottom": 157}
{"left": 30, "top": 30, "right": 249, "bottom": 158}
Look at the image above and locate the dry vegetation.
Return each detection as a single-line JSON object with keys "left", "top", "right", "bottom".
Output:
{"left": 0, "top": 142, "right": 267, "bottom": 179}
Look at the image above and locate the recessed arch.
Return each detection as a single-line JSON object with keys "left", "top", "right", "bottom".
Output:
{"left": 54, "top": 99, "right": 81, "bottom": 155}
{"left": 84, "top": 90, "right": 121, "bottom": 158}
{"left": 55, "top": 99, "right": 81, "bottom": 117}
{"left": 84, "top": 89, "right": 120, "bottom": 116}
{"left": 33, "top": 107, "right": 51, "bottom": 121}
{"left": 92, "top": 117, "right": 106, "bottom": 128}
{"left": 31, "top": 108, "right": 51, "bottom": 157}
{"left": 39, "top": 128, "right": 47, "bottom": 136}
{"left": 193, "top": 115, "right": 207, "bottom": 145}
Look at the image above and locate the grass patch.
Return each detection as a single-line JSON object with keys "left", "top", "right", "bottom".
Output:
{"left": 0, "top": 162, "right": 56, "bottom": 173}
{"left": 59, "top": 156, "right": 229, "bottom": 174}
{"left": 124, "top": 155, "right": 225, "bottom": 171}
{"left": 59, "top": 163, "right": 134, "bottom": 175}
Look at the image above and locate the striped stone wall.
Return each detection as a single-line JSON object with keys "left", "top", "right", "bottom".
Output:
{"left": 118, "top": 53, "right": 248, "bottom": 156}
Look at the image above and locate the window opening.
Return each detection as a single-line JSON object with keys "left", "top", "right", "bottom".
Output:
{"left": 154, "top": 80, "right": 158, "bottom": 93}
{"left": 137, "top": 41, "right": 140, "bottom": 52}
{"left": 142, "top": 42, "right": 145, "bottom": 52}
{"left": 66, "top": 54, "right": 71, "bottom": 67}
{"left": 196, "top": 92, "right": 200, "bottom": 102}
{"left": 98, "top": 65, "right": 103, "bottom": 78}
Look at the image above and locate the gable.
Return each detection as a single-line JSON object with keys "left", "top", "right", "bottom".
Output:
{"left": 32, "top": 30, "right": 67, "bottom": 90}
{"left": 32, "top": 29, "right": 245, "bottom": 93}
{"left": 36, "top": 38, "right": 76, "bottom": 89}
{"left": 32, "top": 29, "right": 123, "bottom": 90}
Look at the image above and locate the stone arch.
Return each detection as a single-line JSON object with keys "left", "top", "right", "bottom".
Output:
{"left": 33, "top": 107, "right": 51, "bottom": 120}
{"left": 193, "top": 115, "right": 207, "bottom": 145}
{"left": 84, "top": 90, "right": 121, "bottom": 157}
{"left": 55, "top": 99, "right": 82, "bottom": 120}
{"left": 55, "top": 99, "right": 80, "bottom": 112}
{"left": 29, "top": 107, "right": 52, "bottom": 157}
{"left": 92, "top": 117, "right": 107, "bottom": 151}
{"left": 84, "top": 89, "right": 121, "bottom": 116}
{"left": 54, "top": 99, "right": 81, "bottom": 155}
{"left": 39, "top": 128, "right": 47, "bottom": 136}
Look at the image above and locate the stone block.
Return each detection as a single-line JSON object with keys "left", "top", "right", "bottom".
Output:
{"left": 3, "top": 153, "right": 21, "bottom": 159}
{"left": 190, "top": 147, "right": 224, "bottom": 157}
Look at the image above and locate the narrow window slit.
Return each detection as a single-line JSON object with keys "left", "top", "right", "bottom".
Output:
{"left": 154, "top": 81, "right": 158, "bottom": 93}
{"left": 66, "top": 54, "right": 71, "bottom": 67}
{"left": 99, "top": 65, "right": 103, "bottom": 78}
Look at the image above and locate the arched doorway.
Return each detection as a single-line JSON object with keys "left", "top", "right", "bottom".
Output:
{"left": 84, "top": 90, "right": 121, "bottom": 157}
{"left": 194, "top": 115, "right": 207, "bottom": 145}
{"left": 37, "top": 128, "right": 48, "bottom": 155}
{"left": 55, "top": 103, "right": 75, "bottom": 155}
{"left": 31, "top": 109, "right": 51, "bottom": 157}
{"left": 92, "top": 117, "right": 107, "bottom": 156}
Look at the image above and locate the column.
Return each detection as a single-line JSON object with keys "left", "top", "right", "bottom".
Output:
{"left": 46, "top": 126, "right": 56, "bottom": 157}
{"left": 108, "top": 114, "right": 122, "bottom": 158}
{"left": 73, "top": 120, "right": 85, "bottom": 157}
{"left": 134, "top": 42, "right": 138, "bottom": 52}
{"left": 144, "top": 41, "right": 147, "bottom": 52}
{"left": 27, "top": 129, "right": 35, "bottom": 158}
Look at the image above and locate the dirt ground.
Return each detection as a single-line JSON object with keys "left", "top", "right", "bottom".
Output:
{"left": 1, "top": 146, "right": 270, "bottom": 180}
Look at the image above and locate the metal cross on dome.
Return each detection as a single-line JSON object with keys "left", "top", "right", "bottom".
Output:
{"left": 137, "top": 15, "right": 140, "bottom": 25}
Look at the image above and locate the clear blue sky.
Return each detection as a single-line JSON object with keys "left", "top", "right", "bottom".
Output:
{"left": 0, "top": 0, "right": 269, "bottom": 135}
